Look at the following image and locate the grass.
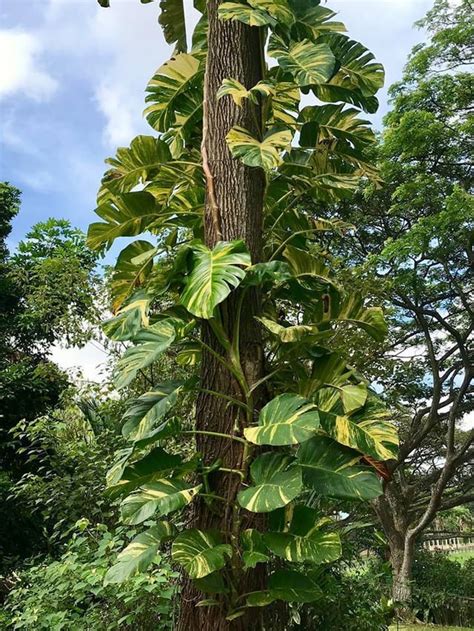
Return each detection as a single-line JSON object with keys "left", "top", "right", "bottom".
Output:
{"left": 447, "top": 549, "right": 474, "bottom": 565}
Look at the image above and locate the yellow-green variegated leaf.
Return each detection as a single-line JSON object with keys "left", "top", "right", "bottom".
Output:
{"left": 104, "top": 522, "right": 176, "bottom": 585}
{"left": 103, "top": 291, "right": 152, "bottom": 342}
{"left": 333, "top": 294, "right": 387, "bottom": 342}
{"left": 122, "top": 380, "right": 186, "bottom": 442}
{"left": 114, "top": 321, "right": 177, "bottom": 389}
{"left": 322, "top": 34, "right": 385, "bottom": 97}
{"left": 268, "top": 36, "right": 335, "bottom": 87}
{"left": 283, "top": 245, "right": 340, "bottom": 289}
{"left": 111, "top": 241, "right": 157, "bottom": 312}
{"left": 121, "top": 479, "right": 201, "bottom": 524}
{"left": 217, "top": 79, "right": 274, "bottom": 108}
{"left": 241, "top": 529, "right": 270, "bottom": 569}
{"left": 145, "top": 53, "right": 202, "bottom": 132}
{"left": 256, "top": 317, "right": 319, "bottom": 343}
{"left": 320, "top": 410, "right": 396, "bottom": 462}
{"left": 99, "top": 136, "right": 172, "bottom": 199}
{"left": 264, "top": 505, "right": 341, "bottom": 564}
{"left": 218, "top": 2, "right": 276, "bottom": 27}
{"left": 180, "top": 240, "right": 251, "bottom": 319}
{"left": 288, "top": 1, "right": 346, "bottom": 36}
{"left": 247, "top": 0, "right": 293, "bottom": 25}
{"left": 297, "top": 436, "right": 382, "bottom": 500}
{"left": 87, "top": 192, "right": 158, "bottom": 252}
{"left": 340, "top": 383, "right": 367, "bottom": 414}
{"left": 106, "top": 446, "right": 183, "bottom": 498}
{"left": 244, "top": 394, "right": 320, "bottom": 446}
{"left": 226, "top": 127, "right": 293, "bottom": 171}
{"left": 299, "top": 104, "right": 375, "bottom": 153}
{"left": 172, "top": 529, "right": 233, "bottom": 579}
{"left": 237, "top": 453, "right": 302, "bottom": 513}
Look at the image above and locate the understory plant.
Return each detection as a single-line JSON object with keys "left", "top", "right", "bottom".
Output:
{"left": 89, "top": 0, "right": 398, "bottom": 626}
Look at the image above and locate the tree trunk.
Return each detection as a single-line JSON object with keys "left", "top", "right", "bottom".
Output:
{"left": 177, "top": 3, "right": 270, "bottom": 630}
{"left": 373, "top": 484, "right": 415, "bottom": 620}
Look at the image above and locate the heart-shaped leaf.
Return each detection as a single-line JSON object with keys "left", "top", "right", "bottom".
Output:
{"left": 237, "top": 452, "right": 302, "bottom": 513}
{"left": 172, "top": 529, "right": 233, "bottom": 579}
{"left": 297, "top": 436, "right": 382, "bottom": 500}
{"left": 244, "top": 393, "right": 320, "bottom": 446}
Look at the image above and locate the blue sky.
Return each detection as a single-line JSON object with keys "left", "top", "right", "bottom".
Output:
{"left": 1, "top": 0, "right": 433, "bottom": 250}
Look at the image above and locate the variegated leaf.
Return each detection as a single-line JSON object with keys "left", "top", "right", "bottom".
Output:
{"left": 237, "top": 453, "right": 302, "bottom": 513}
{"left": 172, "top": 529, "right": 233, "bottom": 579}
{"left": 121, "top": 479, "right": 201, "bottom": 524}
{"left": 297, "top": 436, "right": 382, "bottom": 500}
{"left": 244, "top": 393, "right": 320, "bottom": 446}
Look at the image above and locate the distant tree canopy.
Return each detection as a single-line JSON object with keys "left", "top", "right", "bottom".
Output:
{"left": 0, "top": 183, "right": 101, "bottom": 567}
{"left": 329, "top": 0, "right": 473, "bottom": 605}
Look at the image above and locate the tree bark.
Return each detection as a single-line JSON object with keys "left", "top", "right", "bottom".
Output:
{"left": 177, "top": 3, "right": 270, "bottom": 630}
{"left": 373, "top": 483, "right": 414, "bottom": 617}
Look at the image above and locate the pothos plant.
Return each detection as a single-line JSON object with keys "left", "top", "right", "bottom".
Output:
{"left": 90, "top": 0, "right": 398, "bottom": 622}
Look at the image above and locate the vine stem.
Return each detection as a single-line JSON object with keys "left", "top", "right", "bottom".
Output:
{"left": 181, "top": 430, "right": 248, "bottom": 446}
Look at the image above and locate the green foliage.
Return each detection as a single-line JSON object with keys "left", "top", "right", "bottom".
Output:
{"left": 89, "top": 0, "right": 397, "bottom": 618}
{"left": 412, "top": 551, "right": 474, "bottom": 627}
{"left": 3, "top": 522, "right": 176, "bottom": 630}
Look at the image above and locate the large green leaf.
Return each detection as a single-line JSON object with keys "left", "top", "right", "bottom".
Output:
{"left": 248, "top": 0, "right": 293, "bottom": 25}
{"left": 288, "top": 1, "right": 346, "bottom": 37}
{"left": 269, "top": 570, "right": 322, "bottom": 603}
{"left": 268, "top": 36, "right": 335, "bottom": 87}
{"left": 159, "top": 0, "right": 186, "bottom": 52}
{"left": 244, "top": 393, "right": 320, "bottom": 446}
{"left": 122, "top": 380, "right": 186, "bottom": 442}
{"left": 226, "top": 127, "right": 293, "bottom": 171}
{"left": 99, "top": 135, "right": 172, "bottom": 199}
{"left": 237, "top": 452, "right": 302, "bottom": 513}
{"left": 145, "top": 53, "right": 202, "bottom": 132}
{"left": 103, "top": 291, "right": 151, "bottom": 341}
{"left": 297, "top": 436, "right": 382, "bottom": 500}
{"left": 319, "top": 410, "right": 397, "bottom": 462}
{"left": 331, "top": 294, "right": 387, "bottom": 342}
{"left": 218, "top": 2, "right": 276, "bottom": 27}
{"left": 340, "top": 383, "right": 368, "bottom": 414}
{"left": 87, "top": 192, "right": 159, "bottom": 251}
{"left": 114, "top": 320, "right": 177, "bottom": 389}
{"left": 104, "top": 522, "right": 175, "bottom": 585}
{"left": 241, "top": 529, "right": 270, "bottom": 569}
{"left": 121, "top": 479, "right": 201, "bottom": 524}
{"left": 256, "top": 317, "right": 320, "bottom": 343}
{"left": 283, "top": 245, "right": 340, "bottom": 289}
{"left": 298, "top": 105, "right": 375, "bottom": 169}
{"left": 172, "top": 529, "right": 232, "bottom": 579}
{"left": 323, "top": 34, "right": 385, "bottom": 96}
{"left": 180, "top": 240, "right": 251, "bottom": 318}
{"left": 111, "top": 240, "right": 157, "bottom": 312}
{"left": 313, "top": 35, "right": 384, "bottom": 113}
{"left": 107, "top": 446, "right": 183, "bottom": 498}
{"left": 264, "top": 505, "right": 341, "bottom": 564}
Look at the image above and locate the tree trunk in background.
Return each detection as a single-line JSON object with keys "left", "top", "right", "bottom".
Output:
{"left": 177, "top": 2, "right": 270, "bottom": 629}
{"left": 373, "top": 483, "right": 415, "bottom": 619}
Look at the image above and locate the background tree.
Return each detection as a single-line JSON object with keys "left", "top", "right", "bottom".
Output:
{"left": 330, "top": 0, "right": 473, "bottom": 608}
{"left": 0, "top": 185, "right": 101, "bottom": 569}
{"left": 91, "top": 1, "right": 397, "bottom": 629}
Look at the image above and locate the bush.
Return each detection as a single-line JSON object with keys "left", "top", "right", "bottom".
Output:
{"left": 291, "top": 558, "right": 394, "bottom": 631}
{"left": 3, "top": 521, "right": 177, "bottom": 630}
{"left": 412, "top": 550, "right": 474, "bottom": 627}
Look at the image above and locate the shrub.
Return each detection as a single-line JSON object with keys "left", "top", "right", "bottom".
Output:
{"left": 412, "top": 550, "right": 474, "bottom": 626}
{"left": 3, "top": 521, "right": 177, "bottom": 630}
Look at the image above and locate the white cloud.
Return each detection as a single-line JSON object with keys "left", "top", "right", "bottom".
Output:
{"left": 0, "top": 29, "right": 58, "bottom": 101}
{"left": 51, "top": 340, "right": 109, "bottom": 383}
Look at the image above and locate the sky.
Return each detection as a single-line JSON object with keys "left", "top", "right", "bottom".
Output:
{"left": 0, "top": 0, "right": 434, "bottom": 379}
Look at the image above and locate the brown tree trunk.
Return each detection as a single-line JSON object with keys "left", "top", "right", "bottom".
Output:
{"left": 373, "top": 483, "right": 415, "bottom": 620}
{"left": 176, "top": 3, "right": 270, "bottom": 630}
